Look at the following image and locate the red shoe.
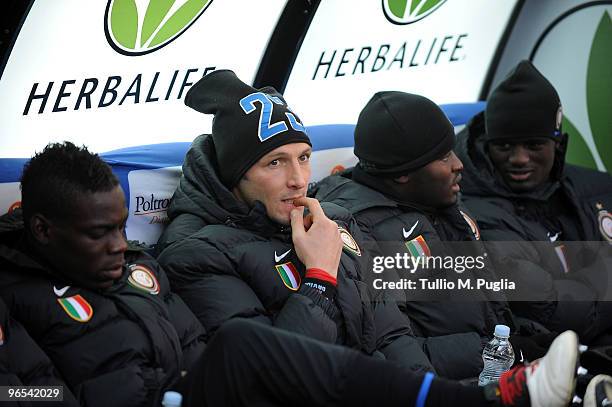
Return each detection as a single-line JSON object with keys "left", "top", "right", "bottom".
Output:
{"left": 486, "top": 331, "right": 578, "bottom": 407}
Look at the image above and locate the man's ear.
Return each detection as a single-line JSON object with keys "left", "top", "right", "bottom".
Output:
{"left": 393, "top": 174, "right": 411, "bottom": 184}
{"left": 29, "top": 213, "right": 52, "bottom": 245}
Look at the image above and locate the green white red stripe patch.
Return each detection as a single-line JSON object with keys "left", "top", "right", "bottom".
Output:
{"left": 554, "top": 244, "right": 570, "bottom": 274}
{"left": 405, "top": 235, "right": 431, "bottom": 258}
{"left": 275, "top": 262, "right": 301, "bottom": 291}
{"left": 57, "top": 295, "right": 93, "bottom": 322}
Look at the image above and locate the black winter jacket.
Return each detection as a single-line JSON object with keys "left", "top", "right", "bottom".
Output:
{"left": 0, "top": 211, "right": 207, "bottom": 407}
{"left": 156, "top": 135, "right": 378, "bottom": 354}
{"left": 0, "top": 297, "right": 79, "bottom": 406}
{"left": 156, "top": 135, "right": 485, "bottom": 376}
{"left": 456, "top": 112, "right": 612, "bottom": 343}
{"left": 312, "top": 169, "right": 517, "bottom": 376}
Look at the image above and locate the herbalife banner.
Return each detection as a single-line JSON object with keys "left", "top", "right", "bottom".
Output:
{"left": 283, "top": 0, "right": 518, "bottom": 126}
{"left": 0, "top": 0, "right": 286, "bottom": 158}
{"left": 490, "top": 1, "right": 612, "bottom": 174}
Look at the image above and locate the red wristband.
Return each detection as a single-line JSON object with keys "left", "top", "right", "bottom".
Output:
{"left": 305, "top": 268, "right": 337, "bottom": 286}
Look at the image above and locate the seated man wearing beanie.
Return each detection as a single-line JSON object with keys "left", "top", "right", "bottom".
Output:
{"left": 312, "top": 90, "right": 553, "bottom": 372}
{"left": 156, "top": 69, "right": 458, "bottom": 376}
{"left": 455, "top": 60, "right": 612, "bottom": 345}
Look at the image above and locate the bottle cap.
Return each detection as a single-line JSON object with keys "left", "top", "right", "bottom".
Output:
{"left": 494, "top": 324, "right": 510, "bottom": 338}
{"left": 162, "top": 391, "right": 183, "bottom": 406}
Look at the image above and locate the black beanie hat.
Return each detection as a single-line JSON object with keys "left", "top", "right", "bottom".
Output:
{"left": 486, "top": 60, "right": 563, "bottom": 141}
{"left": 185, "top": 70, "right": 311, "bottom": 188}
{"left": 354, "top": 91, "right": 455, "bottom": 176}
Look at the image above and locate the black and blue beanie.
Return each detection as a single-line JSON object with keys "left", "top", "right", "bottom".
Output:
{"left": 185, "top": 70, "right": 311, "bottom": 188}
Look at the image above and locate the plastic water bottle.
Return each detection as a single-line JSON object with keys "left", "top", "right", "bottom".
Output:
{"left": 162, "top": 391, "right": 183, "bottom": 407}
{"left": 478, "top": 325, "right": 515, "bottom": 386}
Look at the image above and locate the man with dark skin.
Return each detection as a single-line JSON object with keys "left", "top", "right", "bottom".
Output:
{"left": 311, "top": 90, "right": 558, "bottom": 372}
{"left": 455, "top": 60, "right": 612, "bottom": 345}
{"left": 0, "top": 142, "right": 207, "bottom": 406}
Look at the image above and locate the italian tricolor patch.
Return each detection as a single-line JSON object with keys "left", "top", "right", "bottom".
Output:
{"left": 405, "top": 235, "right": 431, "bottom": 258}
{"left": 275, "top": 262, "right": 301, "bottom": 291}
{"left": 57, "top": 295, "right": 93, "bottom": 323}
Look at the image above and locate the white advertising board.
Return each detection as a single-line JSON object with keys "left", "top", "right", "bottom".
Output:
{"left": 0, "top": 0, "right": 286, "bottom": 158}
{"left": 284, "top": 0, "right": 518, "bottom": 126}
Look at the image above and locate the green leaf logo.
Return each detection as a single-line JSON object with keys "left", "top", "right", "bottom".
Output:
{"left": 382, "top": 0, "right": 447, "bottom": 25}
{"left": 565, "top": 11, "right": 611, "bottom": 173}
{"left": 105, "top": 0, "right": 214, "bottom": 56}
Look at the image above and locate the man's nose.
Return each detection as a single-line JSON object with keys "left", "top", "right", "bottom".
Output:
{"left": 109, "top": 229, "right": 128, "bottom": 254}
{"left": 287, "top": 161, "right": 307, "bottom": 189}
{"left": 509, "top": 146, "right": 530, "bottom": 166}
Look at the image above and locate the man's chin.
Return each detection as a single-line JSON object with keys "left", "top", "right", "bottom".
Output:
{"left": 504, "top": 178, "right": 538, "bottom": 193}
{"left": 268, "top": 210, "right": 292, "bottom": 226}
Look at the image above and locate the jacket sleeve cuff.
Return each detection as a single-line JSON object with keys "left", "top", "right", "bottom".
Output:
{"left": 297, "top": 284, "right": 339, "bottom": 321}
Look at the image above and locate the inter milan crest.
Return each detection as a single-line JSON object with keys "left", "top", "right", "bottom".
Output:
{"left": 596, "top": 203, "right": 612, "bottom": 242}
{"left": 275, "top": 262, "right": 301, "bottom": 291}
{"left": 339, "top": 227, "right": 361, "bottom": 256}
{"left": 460, "top": 210, "right": 481, "bottom": 240}
{"left": 127, "top": 264, "right": 160, "bottom": 295}
{"left": 57, "top": 295, "right": 93, "bottom": 323}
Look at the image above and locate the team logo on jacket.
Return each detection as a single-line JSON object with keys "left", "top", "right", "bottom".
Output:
{"left": 127, "top": 264, "right": 160, "bottom": 295}
{"left": 405, "top": 235, "right": 431, "bottom": 258}
{"left": 460, "top": 211, "right": 481, "bottom": 240}
{"left": 275, "top": 262, "right": 301, "bottom": 291}
{"left": 57, "top": 295, "right": 94, "bottom": 323}
{"left": 339, "top": 227, "right": 361, "bottom": 256}
{"left": 597, "top": 207, "right": 612, "bottom": 242}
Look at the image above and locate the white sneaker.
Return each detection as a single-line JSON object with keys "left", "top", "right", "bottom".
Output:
{"left": 496, "top": 330, "right": 578, "bottom": 407}
{"left": 584, "top": 374, "right": 612, "bottom": 407}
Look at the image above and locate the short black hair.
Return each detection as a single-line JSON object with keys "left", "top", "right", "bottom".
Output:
{"left": 20, "top": 142, "right": 119, "bottom": 223}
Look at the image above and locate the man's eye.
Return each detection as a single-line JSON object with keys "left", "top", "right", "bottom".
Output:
{"left": 299, "top": 154, "right": 310, "bottom": 162}
{"left": 526, "top": 142, "right": 545, "bottom": 150}
{"left": 493, "top": 143, "right": 511, "bottom": 151}
{"left": 269, "top": 159, "right": 280, "bottom": 167}
{"left": 88, "top": 230, "right": 106, "bottom": 239}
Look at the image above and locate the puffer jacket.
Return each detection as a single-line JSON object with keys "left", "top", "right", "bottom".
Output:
{"left": 0, "top": 297, "right": 79, "bottom": 406}
{"left": 312, "top": 168, "right": 518, "bottom": 377}
{"left": 0, "top": 211, "right": 207, "bottom": 407}
{"left": 156, "top": 134, "right": 378, "bottom": 354}
{"left": 156, "top": 134, "right": 487, "bottom": 378}
{"left": 456, "top": 111, "right": 612, "bottom": 343}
